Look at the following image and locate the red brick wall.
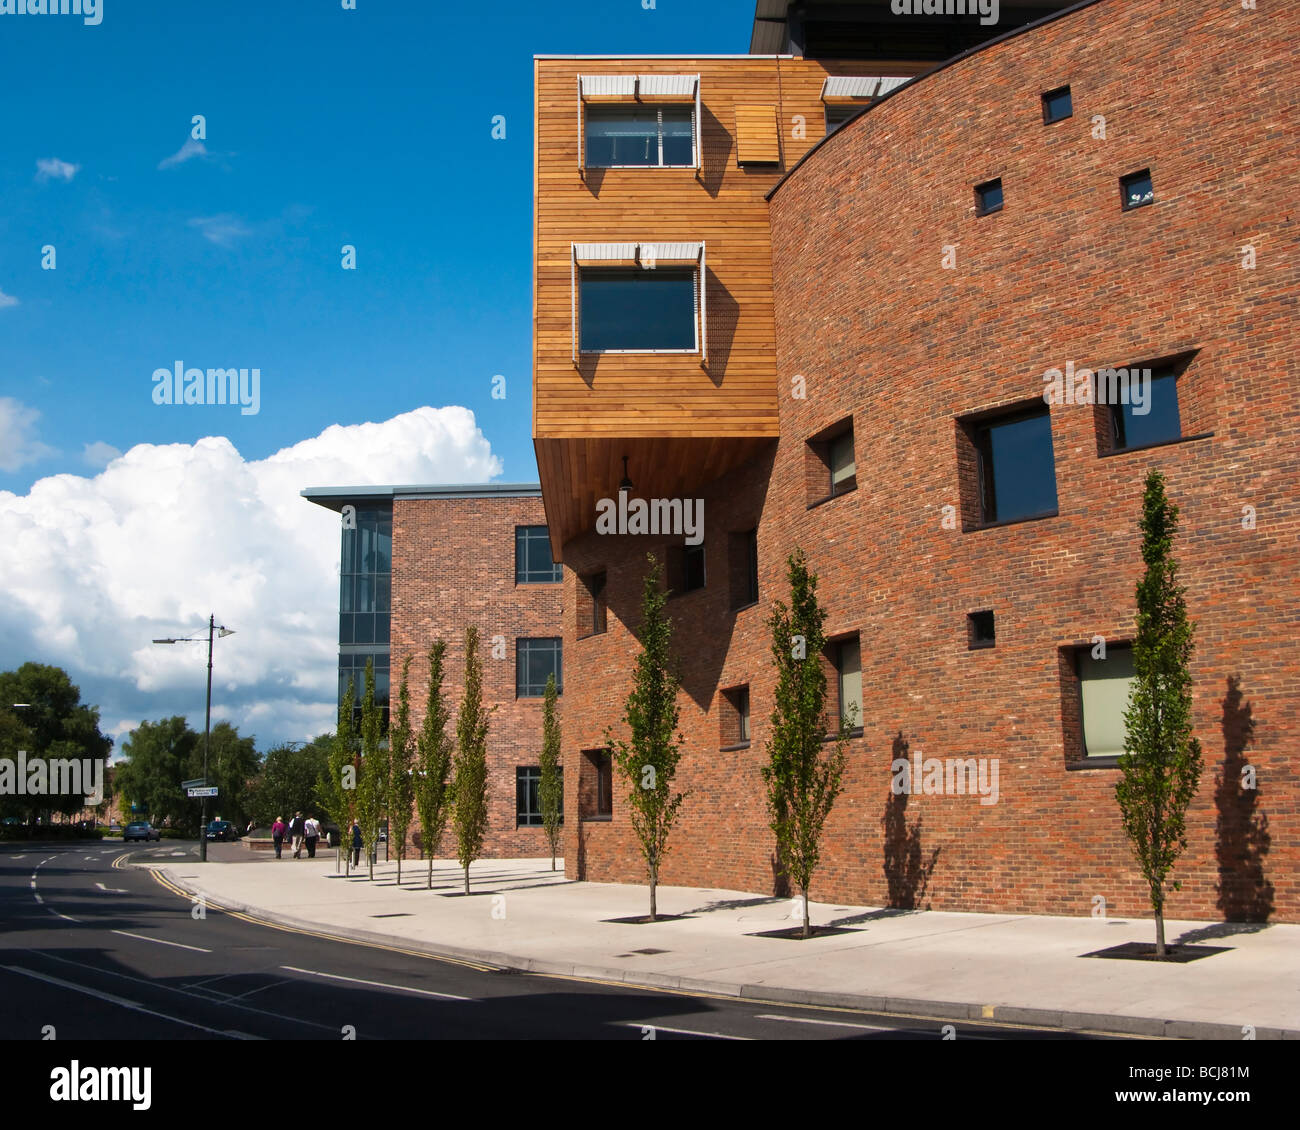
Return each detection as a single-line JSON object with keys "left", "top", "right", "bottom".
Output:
{"left": 557, "top": 0, "right": 1300, "bottom": 920}
{"left": 391, "top": 495, "right": 564, "bottom": 859}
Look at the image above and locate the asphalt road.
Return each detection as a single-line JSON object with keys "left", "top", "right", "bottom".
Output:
{"left": 0, "top": 841, "right": 1123, "bottom": 1041}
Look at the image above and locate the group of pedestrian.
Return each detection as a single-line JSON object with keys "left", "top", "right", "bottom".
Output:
{"left": 269, "top": 811, "right": 323, "bottom": 859}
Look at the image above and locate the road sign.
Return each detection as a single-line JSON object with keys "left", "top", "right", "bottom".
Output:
{"left": 181, "top": 778, "right": 206, "bottom": 789}
{"left": 187, "top": 786, "right": 218, "bottom": 798}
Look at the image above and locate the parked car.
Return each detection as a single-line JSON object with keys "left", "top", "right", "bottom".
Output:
{"left": 205, "top": 820, "right": 238, "bottom": 842}
{"left": 122, "top": 821, "right": 160, "bottom": 842}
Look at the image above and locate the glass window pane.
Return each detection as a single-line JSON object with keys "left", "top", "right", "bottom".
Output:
{"left": 839, "top": 639, "right": 863, "bottom": 726}
{"left": 830, "top": 431, "right": 855, "bottom": 487}
{"left": 581, "top": 269, "right": 697, "bottom": 352}
{"left": 374, "top": 616, "right": 390, "bottom": 645}
{"left": 340, "top": 574, "right": 353, "bottom": 612}
{"left": 376, "top": 577, "right": 391, "bottom": 613}
{"left": 353, "top": 614, "right": 374, "bottom": 645}
{"left": 1116, "top": 372, "right": 1181, "bottom": 449}
{"left": 982, "top": 411, "right": 1057, "bottom": 522}
{"left": 355, "top": 574, "right": 375, "bottom": 612}
{"left": 586, "top": 107, "right": 658, "bottom": 167}
{"left": 1080, "top": 647, "right": 1136, "bottom": 757}
{"left": 661, "top": 108, "right": 694, "bottom": 165}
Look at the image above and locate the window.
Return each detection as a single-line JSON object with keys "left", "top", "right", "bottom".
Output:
{"left": 975, "top": 178, "right": 1003, "bottom": 216}
{"left": 582, "top": 749, "right": 613, "bottom": 820}
{"left": 720, "top": 685, "right": 751, "bottom": 747}
{"left": 729, "top": 528, "right": 759, "bottom": 609}
{"left": 580, "top": 571, "right": 608, "bottom": 637}
{"left": 517, "top": 638, "right": 562, "bottom": 698}
{"left": 515, "top": 525, "right": 562, "bottom": 584}
{"left": 971, "top": 406, "right": 1058, "bottom": 526}
{"left": 833, "top": 637, "right": 863, "bottom": 731}
{"left": 1041, "top": 85, "right": 1073, "bottom": 123}
{"left": 516, "top": 766, "right": 561, "bottom": 828}
{"left": 968, "top": 610, "right": 996, "bottom": 649}
{"left": 1121, "top": 168, "right": 1154, "bottom": 210}
{"left": 824, "top": 103, "right": 861, "bottom": 134}
{"left": 1108, "top": 366, "right": 1182, "bottom": 451}
{"left": 1077, "top": 644, "right": 1136, "bottom": 760}
{"left": 579, "top": 268, "right": 697, "bottom": 352}
{"left": 585, "top": 105, "right": 695, "bottom": 168}
{"left": 829, "top": 429, "right": 856, "bottom": 496}
{"left": 668, "top": 543, "right": 705, "bottom": 595}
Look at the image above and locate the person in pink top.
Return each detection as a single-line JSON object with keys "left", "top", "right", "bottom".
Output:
{"left": 271, "top": 816, "right": 286, "bottom": 859}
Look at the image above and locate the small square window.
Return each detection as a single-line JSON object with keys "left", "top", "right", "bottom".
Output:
{"left": 668, "top": 543, "right": 705, "bottom": 595}
{"left": 515, "top": 526, "right": 562, "bottom": 584}
{"left": 580, "top": 268, "right": 699, "bottom": 352}
{"left": 516, "top": 766, "right": 561, "bottom": 828}
{"left": 962, "top": 405, "right": 1059, "bottom": 527}
{"left": 1108, "top": 366, "right": 1182, "bottom": 451}
{"left": 516, "top": 637, "right": 563, "bottom": 697}
{"left": 1121, "top": 169, "right": 1154, "bottom": 210}
{"left": 975, "top": 178, "right": 1003, "bottom": 216}
{"left": 968, "top": 610, "right": 996, "bottom": 649}
{"left": 1041, "top": 86, "right": 1073, "bottom": 124}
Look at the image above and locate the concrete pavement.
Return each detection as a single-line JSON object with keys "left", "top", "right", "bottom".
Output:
{"left": 158, "top": 851, "right": 1300, "bottom": 1039}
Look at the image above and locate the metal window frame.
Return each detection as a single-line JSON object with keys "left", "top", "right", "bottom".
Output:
{"left": 515, "top": 524, "right": 562, "bottom": 584}
{"left": 516, "top": 636, "right": 564, "bottom": 698}
{"left": 578, "top": 74, "right": 701, "bottom": 177}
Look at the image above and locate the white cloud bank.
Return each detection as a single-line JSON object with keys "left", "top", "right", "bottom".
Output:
{"left": 0, "top": 405, "right": 503, "bottom": 749}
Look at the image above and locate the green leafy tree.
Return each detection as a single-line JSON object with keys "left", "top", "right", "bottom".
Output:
{"left": 320, "top": 680, "right": 358, "bottom": 874}
{"left": 257, "top": 736, "right": 332, "bottom": 827}
{"left": 451, "top": 626, "right": 490, "bottom": 895}
{"left": 388, "top": 657, "right": 416, "bottom": 885}
{"left": 190, "top": 721, "right": 259, "bottom": 829}
{"left": 415, "top": 642, "right": 453, "bottom": 889}
{"left": 355, "top": 659, "right": 388, "bottom": 879}
{"left": 116, "top": 717, "right": 200, "bottom": 832}
{"left": 1116, "top": 470, "right": 1204, "bottom": 958}
{"left": 539, "top": 672, "right": 564, "bottom": 871}
{"left": 606, "top": 555, "right": 687, "bottom": 922}
{"left": 761, "top": 549, "right": 851, "bottom": 939}
{"left": 0, "top": 664, "right": 113, "bottom": 822}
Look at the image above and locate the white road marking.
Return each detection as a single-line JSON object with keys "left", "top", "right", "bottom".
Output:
{"left": 52, "top": 911, "right": 80, "bottom": 923}
{"left": 281, "top": 965, "right": 472, "bottom": 1001}
{"left": 95, "top": 882, "right": 127, "bottom": 893}
{"left": 111, "top": 930, "right": 212, "bottom": 954}
{"left": 618, "top": 1021, "right": 751, "bottom": 1040}
{"left": 756, "top": 1013, "right": 896, "bottom": 1032}
{"left": 170, "top": 851, "right": 186, "bottom": 857}
{"left": 11, "top": 855, "right": 26, "bottom": 861}
{"left": 84, "top": 856, "right": 95, "bottom": 861}
{"left": 1, "top": 965, "right": 253, "bottom": 1038}
{"left": 33, "top": 893, "right": 43, "bottom": 904}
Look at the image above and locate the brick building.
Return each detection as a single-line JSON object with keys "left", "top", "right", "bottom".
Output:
{"left": 535, "top": 0, "right": 1298, "bottom": 920}
{"left": 303, "top": 485, "right": 565, "bottom": 858}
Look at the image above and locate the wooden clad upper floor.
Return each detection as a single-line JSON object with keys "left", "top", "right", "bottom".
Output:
{"left": 532, "top": 55, "right": 921, "bottom": 444}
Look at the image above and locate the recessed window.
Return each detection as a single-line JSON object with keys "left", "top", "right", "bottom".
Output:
{"left": 806, "top": 417, "right": 857, "bottom": 507}
{"left": 1077, "top": 644, "right": 1136, "bottom": 760}
{"left": 832, "top": 636, "right": 863, "bottom": 731}
{"left": 1108, "top": 366, "right": 1182, "bottom": 451}
{"left": 581, "top": 749, "right": 613, "bottom": 819}
{"left": 829, "top": 429, "right": 856, "bottom": 496}
{"left": 580, "top": 571, "right": 608, "bottom": 637}
{"left": 1041, "top": 86, "right": 1072, "bottom": 124}
{"left": 668, "top": 543, "right": 705, "bottom": 595}
{"left": 975, "top": 178, "right": 1003, "bottom": 216}
{"left": 968, "top": 610, "right": 996, "bottom": 649}
{"left": 970, "top": 406, "right": 1058, "bottom": 526}
{"left": 515, "top": 525, "right": 562, "bottom": 584}
{"left": 515, "top": 766, "right": 561, "bottom": 828}
{"left": 579, "top": 268, "right": 697, "bottom": 352}
{"left": 517, "top": 638, "right": 563, "bottom": 698}
{"left": 585, "top": 105, "right": 695, "bottom": 168}
{"left": 824, "top": 103, "right": 862, "bottom": 134}
{"left": 729, "top": 528, "right": 759, "bottom": 609}
{"left": 1121, "top": 169, "right": 1154, "bottom": 210}
{"left": 720, "top": 685, "right": 751, "bottom": 747}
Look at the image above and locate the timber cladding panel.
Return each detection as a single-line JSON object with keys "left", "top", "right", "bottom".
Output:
{"left": 389, "top": 495, "right": 564, "bottom": 860}
{"left": 556, "top": 0, "right": 1300, "bottom": 920}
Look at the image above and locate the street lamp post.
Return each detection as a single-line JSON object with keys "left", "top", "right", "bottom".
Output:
{"left": 153, "top": 615, "right": 235, "bottom": 863}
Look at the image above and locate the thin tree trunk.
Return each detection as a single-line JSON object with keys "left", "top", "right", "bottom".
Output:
{"left": 551, "top": 850, "right": 556, "bottom": 872}
{"left": 1155, "top": 908, "right": 1166, "bottom": 958}
{"left": 427, "top": 855, "right": 433, "bottom": 890}
{"left": 463, "top": 863, "right": 470, "bottom": 895}
{"left": 802, "top": 889, "right": 811, "bottom": 939}
{"left": 649, "top": 862, "right": 657, "bottom": 922}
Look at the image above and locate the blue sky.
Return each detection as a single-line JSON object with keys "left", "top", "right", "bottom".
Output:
{"left": 0, "top": 0, "right": 755, "bottom": 494}
{"left": 0, "top": 0, "right": 759, "bottom": 751}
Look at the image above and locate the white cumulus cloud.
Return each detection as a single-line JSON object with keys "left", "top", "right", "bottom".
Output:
{"left": 82, "top": 441, "right": 123, "bottom": 469}
{"left": 0, "top": 405, "right": 504, "bottom": 749}
{"left": 158, "top": 138, "right": 209, "bottom": 170}
{"left": 0, "top": 398, "right": 57, "bottom": 472}
{"left": 35, "top": 157, "right": 80, "bottom": 183}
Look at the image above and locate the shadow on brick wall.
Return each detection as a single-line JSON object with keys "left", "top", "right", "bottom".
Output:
{"left": 881, "top": 731, "right": 940, "bottom": 909}
{"left": 1215, "top": 675, "right": 1273, "bottom": 923}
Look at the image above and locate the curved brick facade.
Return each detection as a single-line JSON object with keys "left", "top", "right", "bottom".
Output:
{"left": 561, "top": 0, "right": 1299, "bottom": 920}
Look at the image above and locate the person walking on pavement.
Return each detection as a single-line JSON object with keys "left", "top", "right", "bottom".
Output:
{"left": 304, "top": 814, "right": 320, "bottom": 859}
{"left": 290, "top": 811, "right": 305, "bottom": 859}
{"left": 271, "top": 816, "right": 286, "bottom": 859}
{"left": 350, "top": 819, "right": 363, "bottom": 869}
